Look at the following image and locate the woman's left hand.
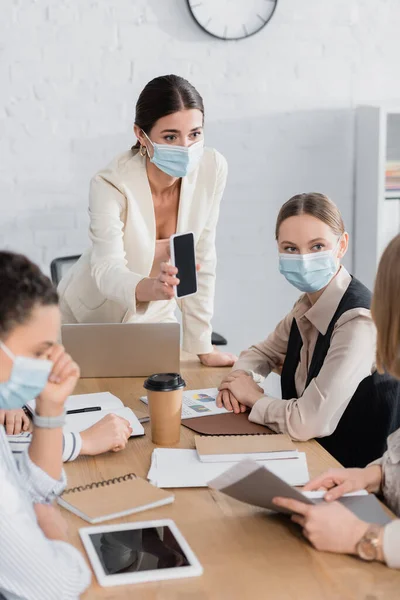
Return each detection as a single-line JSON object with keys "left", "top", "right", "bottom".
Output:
{"left": 198, "top": 348, "right": 237, "bottom": 368}
{"left": 272, "top": 497, "right": 370, "bottom": 555}
{"left": 218, "top": 370, "right": 264, "bottom": 408}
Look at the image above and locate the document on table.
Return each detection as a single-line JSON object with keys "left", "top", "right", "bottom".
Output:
{"left": 147, "top": 449, "right": 309, "bottom": 488}
{"left": 28, "top": 392, "right": 144, "bottom": 437}
{"left": 141, "top": 388, "right": 229, "bottom": 419}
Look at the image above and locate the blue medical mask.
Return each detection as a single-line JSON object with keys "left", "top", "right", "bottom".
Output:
{"left": 142, "top": 132, "right": 204, "bottom": 178}
{"left": 0, "top": 342, "right": 53, "bottom": 410}
{"left": 279, "top": 242, "right": 341, "bottom": 293}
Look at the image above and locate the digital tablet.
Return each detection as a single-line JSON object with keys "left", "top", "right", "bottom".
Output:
{"left": 79, "top": 519, "right": 203, "bottom": 587}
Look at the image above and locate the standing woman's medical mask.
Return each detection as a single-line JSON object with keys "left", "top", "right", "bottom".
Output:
{"left": 142, "top": 131, "right": 204, "bottom": 178}
{"left": 279, "top": 241, "right": 341, "bottom": 293}
{"left": 0, "top": 342, "right": 53, "bottom": 410}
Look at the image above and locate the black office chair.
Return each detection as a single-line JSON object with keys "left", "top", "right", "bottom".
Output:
{"left": 50, "top": 255, "right": 228, "bottom": 346}
{"left": 50, "top": 255, "right": 82, "bottom": 287}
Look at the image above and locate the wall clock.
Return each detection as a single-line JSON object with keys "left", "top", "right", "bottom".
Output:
{"left": 187, "top": 0, "right": 278, "bottom": 41}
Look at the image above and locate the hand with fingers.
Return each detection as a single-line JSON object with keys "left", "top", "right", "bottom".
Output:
{"left": 302, "top": 465, "right": 383, "bottom": 501}
{"left": 136, "top": 262, "right": 180, "bottom": 302}
{"left": 36, "top": 344, "right": 80, "bottom": 416}
{"left": 0, "top": 408, "right": 32, "bottom": 435}
{"left": 136, "top": 261, "right": 203, "bottom": 303}
{"left": 198, "top": 347, "right": 238, "bottom": 368}
{"left": 217, "top": 370, "right": 264, "bottom": 413}
{"left": 80, "top": 413, "right": 133, "bottom": 456}
{"left": 272, "top": 497, "right": 371, "bottom": 555}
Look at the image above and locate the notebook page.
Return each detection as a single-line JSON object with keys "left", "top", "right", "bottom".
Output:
{"left": 65, "top": 392, "right": 124, "bottom": 411}
{"left": 64, "top": 407, "right": 144, "bottom": 436}
{"left": 28, "top": 391, "right": 124, "bottom": 413}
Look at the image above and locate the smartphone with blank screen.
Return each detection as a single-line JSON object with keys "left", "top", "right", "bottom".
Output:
{"left": 170, "top": 232, "right": 197, "bottom": 299}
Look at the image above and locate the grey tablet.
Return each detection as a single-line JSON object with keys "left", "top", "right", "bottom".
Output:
{"left": 209, "top": 459, "right": 391, "bottom": 525}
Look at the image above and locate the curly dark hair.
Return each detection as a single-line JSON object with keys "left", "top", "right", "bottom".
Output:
{"left": 0, "top": 251, "right": 58, "bottom": 338}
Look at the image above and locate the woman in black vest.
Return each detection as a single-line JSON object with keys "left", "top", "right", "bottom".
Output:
{"left": 217, "top": 193, "right": 400, "bottom": 467}
{"left": 274, "top": 234, "right": 400, "bottom": 568}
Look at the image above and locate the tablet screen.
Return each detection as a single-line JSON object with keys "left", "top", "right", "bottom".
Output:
{"left": 88, "top": 526, "right": 190, "bottom": 575}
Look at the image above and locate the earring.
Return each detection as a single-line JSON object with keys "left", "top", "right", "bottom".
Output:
{"left": 140, "top": 145, "right": 147, "bottom": 157}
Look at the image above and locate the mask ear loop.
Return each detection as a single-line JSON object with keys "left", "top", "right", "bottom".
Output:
{"left": 333, "top": 235, "right": 344, "bottom": 259}
{"left": 0, "top": 341, "right": 15, "bottom": 361}
{"left": 140, "top": 130, "right": 154, "bottom": 158}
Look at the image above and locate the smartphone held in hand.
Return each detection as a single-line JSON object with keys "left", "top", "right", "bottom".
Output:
{"left": 170, "top": 233, "right": 198, "bottom": 299}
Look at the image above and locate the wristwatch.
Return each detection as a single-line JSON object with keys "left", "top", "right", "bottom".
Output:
{"left": 356, "top": 525, "right": 382, "bottom": 561}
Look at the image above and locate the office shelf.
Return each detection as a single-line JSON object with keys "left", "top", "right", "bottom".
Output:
{"left": 386, "top": 191, "right": 400, "bottom": 200}
{"left": 355, "top": 106, "right": 400, "bottom": 289}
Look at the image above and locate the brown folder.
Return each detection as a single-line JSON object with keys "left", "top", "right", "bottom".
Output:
{"left": 181, "top": 411, "right": 272, "bottom": 435}
{"left": 195, "top": 434, "right": 296, "bottom": 458}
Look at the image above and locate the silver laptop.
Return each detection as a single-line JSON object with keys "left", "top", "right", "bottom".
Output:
{"left": 61, "top": 323, "right": 180, "bottom": 378}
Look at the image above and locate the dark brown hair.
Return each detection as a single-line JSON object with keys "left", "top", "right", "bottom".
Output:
{"left": 275, "top": 193, "right": 345, "bottom": 239}
{"left": 372, "top": 233, "right": 400, "bottom": 379}
{"left": 0, "top": 251, "right": 58, "bottom": 338}
{"left": 133, "top": 74, "right": 204, "bottom": 149}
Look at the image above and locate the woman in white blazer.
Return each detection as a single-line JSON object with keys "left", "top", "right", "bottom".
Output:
{"left": 58, "top": 75, "right": 236, "bottom": 367}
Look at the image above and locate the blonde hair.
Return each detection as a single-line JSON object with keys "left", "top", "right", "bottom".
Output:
{"left": 372, "top": 234, "right": 400, "bottom": 379}
{"left": 275, "top": 193, "right": 345, "bottom": 240}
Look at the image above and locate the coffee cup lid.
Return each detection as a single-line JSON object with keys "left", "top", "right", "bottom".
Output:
{"left": 144, "top": 373, "right": 186, "bottom": 392}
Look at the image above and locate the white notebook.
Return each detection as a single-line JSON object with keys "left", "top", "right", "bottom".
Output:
{"left": 148, "top": 448, "right": 309, "bottom": 488}
{"left": 28, "top": 392, "right": 144, "bottom": 437}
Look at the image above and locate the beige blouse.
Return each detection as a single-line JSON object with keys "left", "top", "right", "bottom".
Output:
{"left": 372, "top": 429, "right": 400, "bottom": 569}
{"left": 233, "top": 267, "right": 377, "bottom": 441}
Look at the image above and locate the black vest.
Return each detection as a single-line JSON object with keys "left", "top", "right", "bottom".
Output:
{"left": 281, "top": 277, "right": 400, "bottom": 467}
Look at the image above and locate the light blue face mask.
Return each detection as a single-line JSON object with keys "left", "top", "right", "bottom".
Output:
{"left": 0, "top": 342, "right": 53, "bottom": 410}
{"left": 279, "top": 242, "right": 341, "bottom": 293}
{"left": 142, "top": 131, "right": 204, "bottom": 178}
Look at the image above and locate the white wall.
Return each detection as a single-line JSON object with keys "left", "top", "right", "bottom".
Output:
{"left": 1, "top": 0, "right": 400, "bottom": 354}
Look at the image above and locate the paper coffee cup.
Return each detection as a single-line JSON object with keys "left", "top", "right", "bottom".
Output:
{"left": 144, "top": 373, "right": 186, "bottom": 446}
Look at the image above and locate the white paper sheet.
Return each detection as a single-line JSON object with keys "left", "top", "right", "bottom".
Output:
{"left": 200, "top": 451, "right": 300, "bottom": 463}
{"left": 140, "top": 388, "right": 229, "bottom": 419}
{"left": 148, "top": 449, "right": 309, "bottom": 488}
{"left": 302, "top": 490, "right": 368, "bottom": 499}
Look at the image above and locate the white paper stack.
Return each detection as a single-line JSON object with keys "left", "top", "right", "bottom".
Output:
{"left": 147, "top": 448, "right": 309, "bottom": 488}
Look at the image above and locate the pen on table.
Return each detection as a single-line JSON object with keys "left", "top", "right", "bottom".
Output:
{"left": 66, "top": 407, "right": 102, "bottom": 415}
{"left": 138, "top": 416, "right": 150, "bottom": 423}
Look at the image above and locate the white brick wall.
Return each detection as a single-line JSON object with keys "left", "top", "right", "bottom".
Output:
{"left": 1, "top": 0, "right": 400, "bottom": 353}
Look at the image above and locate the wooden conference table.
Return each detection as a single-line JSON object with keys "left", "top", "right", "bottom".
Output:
{"left": 64, "top": 355, "right": 399, "bottom": 600}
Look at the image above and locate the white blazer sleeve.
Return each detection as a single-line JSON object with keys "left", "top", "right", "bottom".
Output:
{"left": 88, "top": 174, "right": 146, "bottom": 313}
{"left": 179, "top": 153, "right": 228, "bottom": 355}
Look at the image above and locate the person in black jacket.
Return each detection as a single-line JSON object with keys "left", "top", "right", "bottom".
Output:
{"left": 217, "top": 193, "right": 400, "bottom": 467}
{"left": 274, "top": 233, "right": 400, "bottom": 568}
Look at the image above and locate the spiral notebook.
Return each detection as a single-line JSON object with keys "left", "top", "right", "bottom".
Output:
{"left": 57, "top": 473, "right": 174, "bottom": 523}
